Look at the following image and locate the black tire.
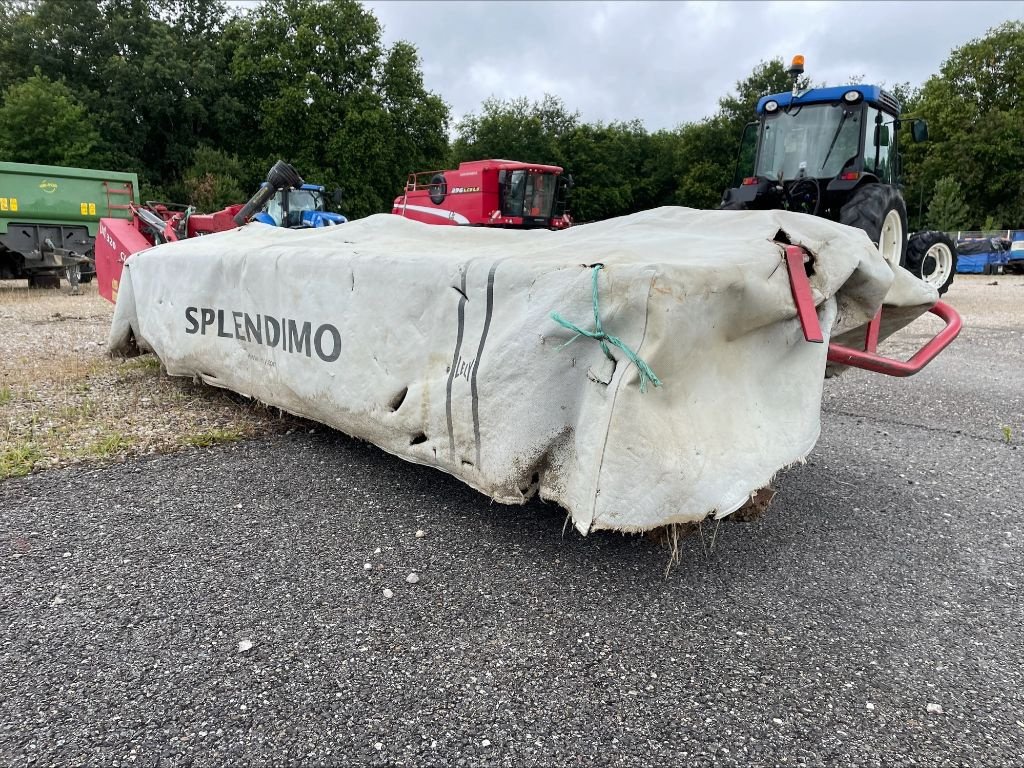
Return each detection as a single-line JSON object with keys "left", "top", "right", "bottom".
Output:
{"left": 906, "top": 231, "right": 957, "bottom": 295}
{"left": 428, "top": 173, "right": 446, "bottom": 205}
{"left": 839, "top": 184, "right": 908, "bottom": 269}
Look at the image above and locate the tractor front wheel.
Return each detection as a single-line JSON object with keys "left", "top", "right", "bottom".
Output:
{"left": 839, "top": 184, "right": 908, "bottom": 271}
{"left": 906, "top": 231, "right": 957, "bottom": 295}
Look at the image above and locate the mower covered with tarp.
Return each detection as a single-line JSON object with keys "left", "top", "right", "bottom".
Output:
{"left": 105, "top": 206, "right": 960, "bottom": 535}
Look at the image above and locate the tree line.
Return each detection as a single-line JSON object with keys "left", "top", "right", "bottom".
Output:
{"left": 0, "top": 0, "right": 1020, "bottom": 230}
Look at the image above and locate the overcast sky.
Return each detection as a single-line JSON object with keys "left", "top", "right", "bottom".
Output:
{"left": 363, "top": 1, "right": 1021, "bottom": 131}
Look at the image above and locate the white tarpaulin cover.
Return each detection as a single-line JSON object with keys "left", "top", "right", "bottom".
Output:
{"left": 108, "top": 208, "right": 937, "bottom": 533}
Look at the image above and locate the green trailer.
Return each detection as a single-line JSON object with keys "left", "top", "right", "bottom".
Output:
{"left": 0, "top": 161, "right": 139, "bottom": 288}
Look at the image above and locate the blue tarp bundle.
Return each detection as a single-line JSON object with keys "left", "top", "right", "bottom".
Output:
{"left": 956, "top": 238, "right": 1010, "bottom": 274}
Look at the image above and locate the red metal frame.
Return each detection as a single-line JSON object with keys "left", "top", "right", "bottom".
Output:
{"left": 783, "top": 245, "right": 962, "bottom": 377}
{"left": 784, "top": 245, "right": 824, "bottom": 343}
{"left": 826, "top": 301, "right": 961, "bottom": 377}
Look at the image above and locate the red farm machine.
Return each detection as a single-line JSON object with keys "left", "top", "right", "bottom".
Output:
{"left": 96, "top": 161, "right": 344, "bottom": 303}
{"left": 392, "top": 159, "right": 573, "bottom": 230}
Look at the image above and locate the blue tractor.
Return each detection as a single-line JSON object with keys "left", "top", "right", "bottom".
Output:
{"left": 720, "top": 55, "right": 957, "bottom": 294}
{"left": 252, "top": 184, "right": 346, "bottom": 228}
{"left": 232, "top": 161, "right": 347, "bottom": 229}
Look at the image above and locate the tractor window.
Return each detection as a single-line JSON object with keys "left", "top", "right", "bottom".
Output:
{"left": 264, "top": 192, "right": 285, "bottom": 226}
{"left": 733, "top": 122, "right": 758, "bottom": 187}
{"left": 526, "top": 173, "right": 556, "bottom": 217}
{"left": 503, "top": 170, "right": 527, "bottom": 217}
{"left": 756, "top": 104, "right": 862, "bottom": 181}
{"left": 502, "top": 170, "right": 557, "bottom": 218}
{"left": 864, "top": 107, "right": 895, "bottom": 183}
{"left": 287, "top": 189, "right": 321, "bottom": 213}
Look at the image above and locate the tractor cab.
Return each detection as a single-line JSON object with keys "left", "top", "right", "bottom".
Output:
{"left": 724, "top": 86, "right": 923, "bottom": 216}
{"left": 497, "top": 167, "right": 571, "bottom": 225}
{"left": 719, "top": 56, "right": 957, "bottom": 295}
{"left": 722, "top": 57, "right": 928, "bottom": 219}
{"left": 256, "top": 184, "right": 346, "bottom": 228}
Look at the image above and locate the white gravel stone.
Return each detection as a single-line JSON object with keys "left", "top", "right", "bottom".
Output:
{"left": 406, "top": 573, "right": 420, "bottom": 584}
{"left": 415, "top": 529, "right": 427, "bottom": 538}
{"left": 927, "top": 703, "right": 944, "bottom": 715}
{"left": 383, "top": 588, "right": 394, "bottom": 599}
{"left": 237, "top": 639, "right": 253, "bottom": 653}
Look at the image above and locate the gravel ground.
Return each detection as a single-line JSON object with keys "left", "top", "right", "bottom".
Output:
{"left": 1, "top": 274, "right": 1022, "bottom": 766}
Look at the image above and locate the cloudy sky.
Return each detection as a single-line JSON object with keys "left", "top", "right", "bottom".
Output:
{"left": 364, "top": 0, "right": 1020, "bottom": 131}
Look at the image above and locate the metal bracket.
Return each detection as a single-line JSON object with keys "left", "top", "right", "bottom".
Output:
{"left": 783, "top": 244, "right": 962, "bottom": 377}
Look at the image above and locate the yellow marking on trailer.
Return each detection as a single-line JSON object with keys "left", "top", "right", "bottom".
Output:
{"left": 80, "top": 203, "right": 89, "bottom": 215}
{"left": 39, "top": 181, "right": 57, "bottom": 193}
{"left": 9, "top": 198, "right": 16, "bottom": 211}
{"left": 0, "top": 198, "right": 6, "bottom": 211}
{"left": 88, "top": 202, "right": 96, "bottom": 216}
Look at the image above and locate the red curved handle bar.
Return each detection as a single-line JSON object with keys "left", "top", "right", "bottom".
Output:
{"left": 826, "top": 301, "right": 962, "bottom": 377}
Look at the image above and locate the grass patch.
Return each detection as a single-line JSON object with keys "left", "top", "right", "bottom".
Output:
{"left": 185, "top": 428, "right": 245, "bottom": 448}
{"left": 1, "top": 442, "right": 44, "bottom": 479}
{"left": 58, "top": 400, "right": 95, "bottom": 422}
{"left": 124, "top": 355, "right": 162, "bottom": 372}
{"left": 85, "top": 432, "right": 132, "bottom": 458}
{"left": 0, "top": 386, "right": 11, "bottom": 406}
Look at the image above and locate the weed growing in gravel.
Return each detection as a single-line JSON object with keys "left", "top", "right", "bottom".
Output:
{"left": 122, "top": 355, "right": 162, "bottom": 373}
{"left": 58, "top": 399, "right": 95, "bottom": 422}
{"left": 86, "top": 433, "right": 132, "bottom": 457}
{"left": 0, "top": 386, "right": 11, "bottom": 406}
{"left": 1003, "top": 426, "right": 1013, "bottom": 443}
{"left": 185, "top": 428, "right": 245, "bottom": 447}
{"left": 1, "top": 442, "right": 43, "bottom": 479}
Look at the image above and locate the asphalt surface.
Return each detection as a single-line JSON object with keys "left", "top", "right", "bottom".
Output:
{"left": 3, "top": 290, "right": 1023, "bottom": 767}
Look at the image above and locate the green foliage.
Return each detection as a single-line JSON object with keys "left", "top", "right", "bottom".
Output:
{"left": 223, "top": 0, "right": 449, "bottom": 219}
{"left": 0, "top": 71, "right": 99, "bottom": 165}
{"left": 0, "top": 3, "right": 1019, "bottom": 230}
{"left": 452, "top": 95, "right": 577, "bottom": 167}
{"left": 450, "top": 59, "right": 798, "bottom": 220}
{"left": 908, "top": 21, "right": 1024, "bottom": 229}
{"left": 183, "top": 146, "right": 247, "bottom": 211}
{"left": 927, "top": 176, "right": 970, "bottom": 231}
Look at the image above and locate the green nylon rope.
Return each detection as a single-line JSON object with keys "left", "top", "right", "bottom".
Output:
{"left": 549, "top": 265, "right": 663, "bottom": 394}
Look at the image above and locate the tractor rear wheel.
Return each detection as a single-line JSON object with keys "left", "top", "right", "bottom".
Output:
{"left": 839, "top": 184, "right": 908, "bottom": 270}
{"left": 906, "top": 231, "right": 957, "bottom": 295}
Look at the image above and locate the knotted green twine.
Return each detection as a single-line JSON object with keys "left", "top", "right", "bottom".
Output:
{"left": 549, "top": 265, "right": 663, "bottom": 393}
